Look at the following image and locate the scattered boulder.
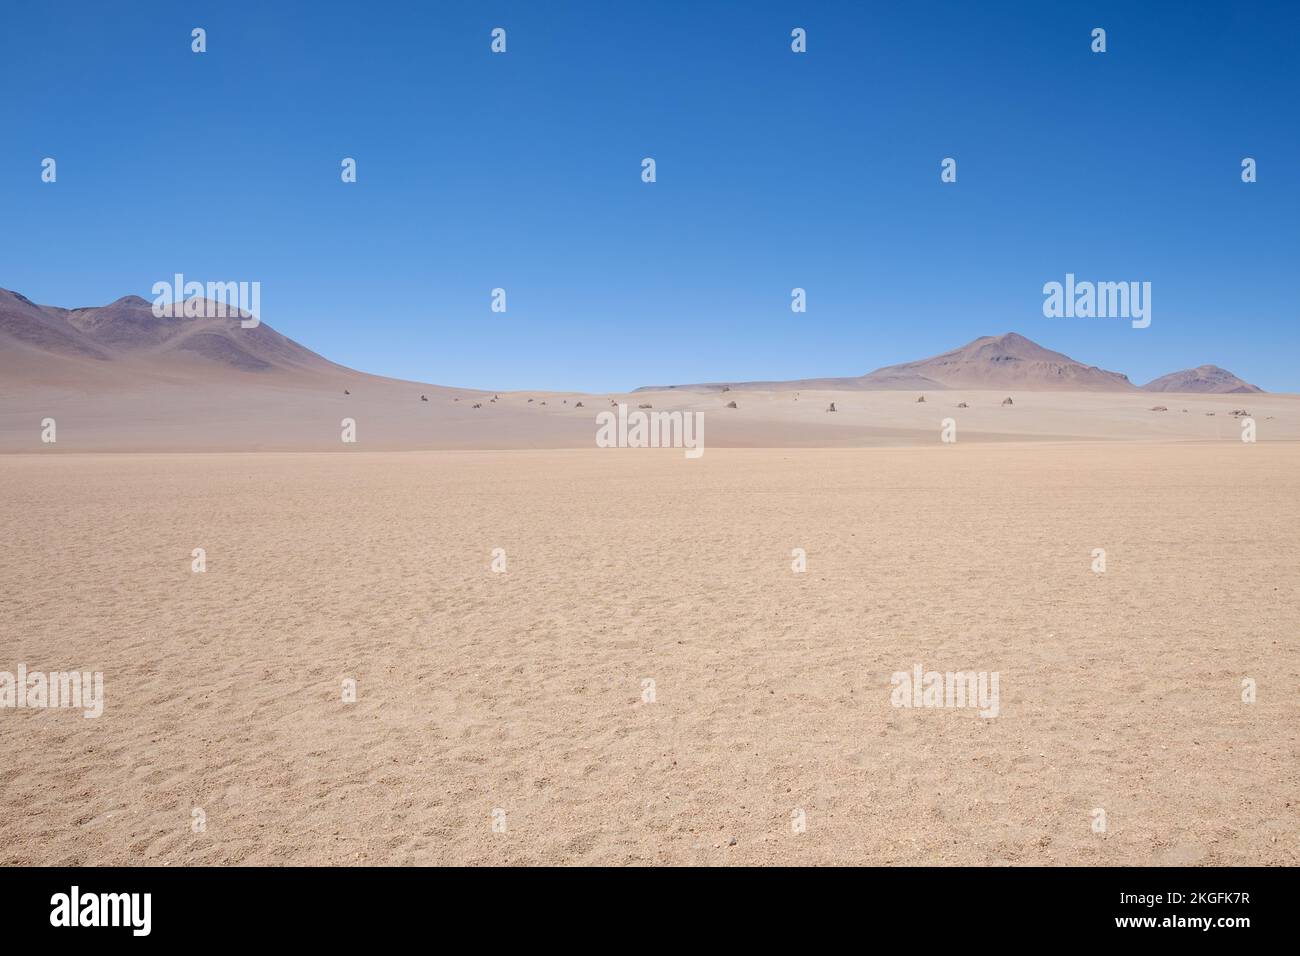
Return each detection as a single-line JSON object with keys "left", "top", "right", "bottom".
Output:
{"left": 1229, "top": 408, "right": 1250, "bottom": 417}
{"left": 726, "top": 400, "right": 737, "bottom": 408}
{"left": 343, "top": 389, "right": 350, "bottom": 395}
{"left": 575, "top": 401, "right": 584, "bottom": 408}
{"left": 420, "top": 394, "right": 428, "bottom": 402}
{"left": 527, "top": 398, "right": 534, "bottom": 403}
{"left": 1149, "top": 405, "right": 1167, "bottom": 412}
{"left": 472, "top": 402, "right": 482, "bottom": 408}
{"left": 721, "top": 385, "right": 731, "bottom": 393}
{"left": 826, "top": 402, "right": 836, "bottom": 412}
{"left": 1001, "top": 397, "right": 1014, "bottom": 406}
{"left": 916, "top": 395, "right": 926, "bottom": 403}
{"left": 957, "top": 402, "right": 968, "bottom": 408}
{"left": 638, "top": 403, "right": 652, "bottom": 409}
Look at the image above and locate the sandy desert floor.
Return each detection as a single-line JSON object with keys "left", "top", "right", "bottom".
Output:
{"left": 3, "top": 381, "right": 1298, "bottom": 451}
{"left": 1, "top": 443, "right": 1297, "bottom": 865}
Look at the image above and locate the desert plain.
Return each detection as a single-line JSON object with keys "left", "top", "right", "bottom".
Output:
{"left": 2, "top": 439, "right": 1297, "bottom": 865}
{"left": 2, "top": 290, "right": 1297, "bottom": 865}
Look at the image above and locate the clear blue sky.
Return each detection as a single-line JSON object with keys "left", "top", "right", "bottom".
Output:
{"left": 2, "top": 1, "right": 1297, "bottom": 391}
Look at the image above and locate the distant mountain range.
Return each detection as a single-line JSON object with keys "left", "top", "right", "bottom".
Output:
{"left": 0, "top": 288, "right": 1264, "bottom": 394}
{"left": 639, "top": 332, "right": 1263, "bottom": 394}
{"left": 0, "top": 288, "right": 341, "bottom": 384}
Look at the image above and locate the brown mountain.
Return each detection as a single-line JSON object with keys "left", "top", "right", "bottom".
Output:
{"left": 0, "top": 287, "right": 344, "bottom": 384}
{"left": 640, "top": 332, "right": 1136, "bottom": 392}
{"left": 0, "top": 288, "right": 491, "bottom": 453}
{"left": 1141, "top": 365, "right": 1263, "bottom": 394}
{"left": 3, "top": 292, "right": 1264, "bottom": 399}
{"left": 859, "top": 332, "right": 1135, "bottom": 391}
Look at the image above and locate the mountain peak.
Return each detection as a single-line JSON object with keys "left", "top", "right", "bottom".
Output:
{"left": 984, "top": 331, "right": 1033, "bottom": 345}
{"left": 861, "top": 332, "right": 1134, "bottom": 391}
{"left": 1142, "top": 365, "right": 1263, "bottom": 393}
{"left": 637, "top": 331, "right": 1141, "bottom": 392}
{"left": 0, "top": 289, "right": 335, "bottom": 379}
{"left": 950, "top": 332, "right": 1066, "bottom": 362}
{"left": 0, "top": 288, "right": 36, "bottom": 306}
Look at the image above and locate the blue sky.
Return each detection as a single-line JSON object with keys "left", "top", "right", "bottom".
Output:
{"left": 2, "top": 1, "right": 1297, "bottom": 391}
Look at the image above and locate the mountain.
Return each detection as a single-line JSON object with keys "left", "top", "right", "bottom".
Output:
{"left": 1141, "top": 365, "right": 1263, "bottom": 394}
{"left": 0, "top": 288, "right": 495, "bottom": 453}
{"left": 859, "top": 332, "right": 1135, "bottom": 391}
{"left": 2, "top": 292, "right": 1267, "bottom": 398}
{"left": 639, "top": 332, "right": 1136, "bottom": 392}
{"left": 0, "top": 287, "right": 344, "bottom": 384}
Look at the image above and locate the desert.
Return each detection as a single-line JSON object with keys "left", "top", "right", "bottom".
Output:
{"left": 1, "top": 289, "right": 1297, "bottom": 866}
{"left": 2, "top": 443, "right": 1297, "bottom": 865}
{"left": 0, "top": 291, "right": 1291, "bottom": 452}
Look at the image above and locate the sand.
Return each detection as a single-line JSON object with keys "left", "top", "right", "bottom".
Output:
{"left": 2, "top": 382, "right": 1297, "bottom": 451}
{"left": 2, "top": 443, "right": 1297, "bottom": 865}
